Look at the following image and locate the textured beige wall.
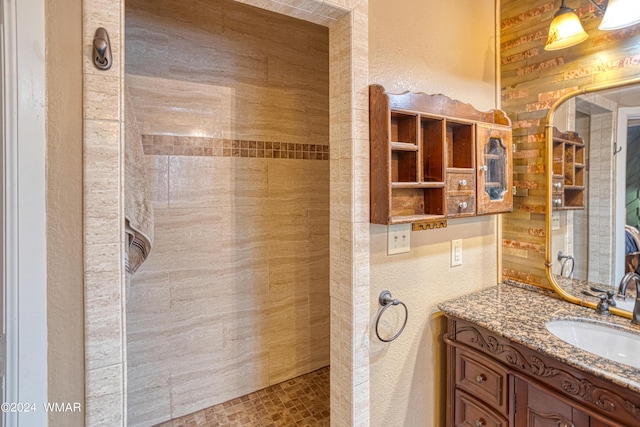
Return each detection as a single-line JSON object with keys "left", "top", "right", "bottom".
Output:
{"left": 125, "top": 1, "right": 329, "bottom": 424}
{"left": 368, "top": 1, "right": 498, "bottom": 426}
{"left": 45, "top": 0, "right": 85, "bottom": 425}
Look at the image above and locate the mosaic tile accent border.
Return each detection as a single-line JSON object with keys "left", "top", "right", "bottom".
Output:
{"left": 142, "top": 135, "right": 329, "bottom": 160}
{"left": 154, "top": 367, "right": 330, "bottom": 427}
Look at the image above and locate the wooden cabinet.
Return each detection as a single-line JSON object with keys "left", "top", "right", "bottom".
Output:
{"left": 476, "top": 124, "right": 513, "bottom": 215}
{"left": 444, "top": 317, "right": 640, "bottom": 427}
{"left": 513, "top": 377, "right": 625, "bottom": 427}
{"left": 552, "top": 127, "right": 585, "bottom": 210}
{"left": 369, "top": 85, "right": 512, "bottom": 225}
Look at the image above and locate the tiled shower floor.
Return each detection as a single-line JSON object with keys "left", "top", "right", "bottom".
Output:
{"left": 155, "top": 367, "right": 330, "bottom": 427}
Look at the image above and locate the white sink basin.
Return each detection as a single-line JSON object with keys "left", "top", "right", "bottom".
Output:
{"left": 546, "top": 319, "right": 640, "bottom": 369}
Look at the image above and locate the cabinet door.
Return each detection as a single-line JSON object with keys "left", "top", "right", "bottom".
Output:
{"left": 513, "top": 377, "right": 627, "bottom": 427}
{"left": 476, "top": 123, "right": 513, "bottom": 215}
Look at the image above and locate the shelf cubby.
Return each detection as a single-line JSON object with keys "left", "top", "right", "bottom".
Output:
{"left": 391, "top": 112, "right": 418, "bottom": 145}
{"left": 421, "top": 117, "right": 445, "bottom": 182}
{"left": 447, "top": 120, "right": 475, "bottom": 169}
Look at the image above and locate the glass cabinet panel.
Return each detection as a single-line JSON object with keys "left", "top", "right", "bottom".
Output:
{"left": 484, "top": 137, "right": 507, "bottom": 201}
{"left": 476, "top": 123, "right": 512, "bottom": 215}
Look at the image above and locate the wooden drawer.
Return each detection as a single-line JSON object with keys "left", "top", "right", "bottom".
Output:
{"left": 456, "top": 347, "right": 508, "bottom": 414}
{"left": 552, "top": 177, "right": 564, "bottom": 208}
{"left": 446, "top": 170, "right": 475, "bottom": 193}
{"left": 455, "top": 390, "right": 508, "bottom": 427}
{"left": 552, "top": 193, "right": 563, "bottom": 208}
{"left": 552, "top": 177, "right": 563, "bottom": 192}
{"left": 447, "top": 194, "right": 475, "bottom": 217}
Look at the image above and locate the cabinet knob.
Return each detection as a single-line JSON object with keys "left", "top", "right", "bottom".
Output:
{"left": 459, "top": 179, "right": 467, "bottom": 187}
{"left": 475, "top": 374, "right": 486, "bottom": 383}
{"left": 459, "top": 201, "right": 468, "bottom": 210}
{"left": 480, "top": 165, "right": 488, "bottom": 172}
{"left": 475, "top": 419, "right": 485, "bottom": 427}
{"left": 554, "top": 182, "right": 562, "bottom": 189}
{"left": 554, "top": 198, "right": 562, "bottom": 207}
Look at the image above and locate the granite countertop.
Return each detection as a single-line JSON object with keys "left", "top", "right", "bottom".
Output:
{"left": 438, "top": 281, "right": 640, "bottom": 393}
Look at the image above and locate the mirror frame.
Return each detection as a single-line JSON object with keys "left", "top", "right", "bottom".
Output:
{"left": 545, "top": 77, "right": 640, "bottom": 319}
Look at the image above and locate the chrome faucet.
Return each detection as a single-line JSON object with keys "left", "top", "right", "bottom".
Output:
{"left": 618, "top": 272, "right": 640, "bottom": 324}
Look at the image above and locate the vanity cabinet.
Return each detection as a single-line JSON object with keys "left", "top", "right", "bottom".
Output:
{"left": 445, "top": 316, "right": 640, "bottom": 427}
{"left": 552, "top": 128, "right": 585, "bottom": 210}
{"left": 369, "top": 85, "right": 513, "bottom": 225}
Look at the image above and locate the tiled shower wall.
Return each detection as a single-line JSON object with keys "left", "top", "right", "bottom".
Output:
{"left": 125, "top": 0, "right": 329, "bottom": 424}
{"left": 577, "top": 107, "right": 616, "bottom": 284}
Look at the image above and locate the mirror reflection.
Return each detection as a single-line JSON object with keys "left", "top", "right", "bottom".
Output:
{"left": 550, "top": 84, "right": 640, "bottom": 313}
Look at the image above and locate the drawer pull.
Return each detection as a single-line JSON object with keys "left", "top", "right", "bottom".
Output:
{"left": 459, "top": 201, "right": 468, "bottom": 210}
{"left": 475, "top": 419, "right": 485, "bottom": 427}
{"left": 459, "top": 179, "right": 468, "bottom": 187}
{"left": 475, "top": 374, "right": 486, "bottom": 383}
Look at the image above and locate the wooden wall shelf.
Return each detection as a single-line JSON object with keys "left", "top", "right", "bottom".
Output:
{"left": 370, "top": 85, "right": 513, "bottom": 225}
{"left": 552, "top": 127, "right": 585, "bottom": 210}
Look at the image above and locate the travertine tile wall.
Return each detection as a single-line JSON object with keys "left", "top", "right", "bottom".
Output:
{"left": 584, "top": 111, "right": 616, "bottom": 283}
{"left": 501, "top": 0, "right": 640, "bottom": 288}
{"left": 125, "top": 0, "right": 330, "bottom": 424}
{"left": 82, "top": 0, "right": 126, "bottom": 425}
{"left": 83, "top": 0, "right": 368, "bottom": 425}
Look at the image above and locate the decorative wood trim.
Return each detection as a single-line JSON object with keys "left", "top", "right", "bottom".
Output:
{"left": 528, "top": 410, "right": 575, "bottom": 427}
{"left": 373, "top": 85, "right": 511, "bottom": 126}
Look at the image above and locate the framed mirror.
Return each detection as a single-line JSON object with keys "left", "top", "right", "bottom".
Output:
{"left": 545, "top": 79, "right": 640, "bottom": 319}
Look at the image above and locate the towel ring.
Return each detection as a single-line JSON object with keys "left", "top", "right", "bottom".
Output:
{"left": 375, "top": 290, "right": 408, "bottom": 342}
{"left": 558, "top": 251, "right": 575, "bottom": 277}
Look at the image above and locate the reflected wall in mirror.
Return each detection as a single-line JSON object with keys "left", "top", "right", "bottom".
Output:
{"left": 549, "top": 83, "right": 640, "bottom": 314}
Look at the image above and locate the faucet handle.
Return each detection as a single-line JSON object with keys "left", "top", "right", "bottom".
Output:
{"left": 581, "top": 290, "right": 610, "bottom": 315}
{"left": 590, "top": 287, "right": 616, "bottom": 307}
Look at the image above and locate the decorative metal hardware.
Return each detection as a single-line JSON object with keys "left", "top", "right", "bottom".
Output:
{"left": 92, "top": 27, "right": 112, "bottom": 70}
{"left": 412, "top": 219, "right": 447, "bottom": 231}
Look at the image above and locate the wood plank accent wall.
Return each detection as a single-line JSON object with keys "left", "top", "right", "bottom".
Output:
{"left": 500, "top": 0, "right": 640, "bottom": 288}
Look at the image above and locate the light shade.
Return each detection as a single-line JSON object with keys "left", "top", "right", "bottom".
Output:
{"left": 599, "top": 0, "right": 640, "bottom": 30}
{"left": 545, "top": 2, "right": 589, "bottom": 51}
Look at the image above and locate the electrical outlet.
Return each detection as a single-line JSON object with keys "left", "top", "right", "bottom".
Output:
{"left": 552, "top": 211, "right": 560, "bottom": 231}
{"left": 451, "top": 239, "right": 462, "bottom": 267}
{"left": 387, "top": 224, "right": 411, "bottom": 255}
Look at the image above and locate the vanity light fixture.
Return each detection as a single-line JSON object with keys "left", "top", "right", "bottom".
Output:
{"left": 545, "top": 0, "right": 640, "bottom": 51}
{"left": 597, "top": 0, "right": 640, "bottom": 30}
{"left": 545, "top": 0, "right": 589, "bottom": 51}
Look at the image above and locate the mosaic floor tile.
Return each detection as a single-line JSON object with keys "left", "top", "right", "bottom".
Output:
{"left": 155, "top": 367, "right": 329, "bottom": 426}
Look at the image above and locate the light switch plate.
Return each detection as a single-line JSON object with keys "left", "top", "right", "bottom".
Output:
{"left": 451, "top": 239, "right": 462, "bottom": 267}
{"left": 387, "top": 224, "right": 411, "bottom": 255}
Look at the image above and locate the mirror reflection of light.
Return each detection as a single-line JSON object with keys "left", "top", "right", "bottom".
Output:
{"left": 599, "top": 0, "right": 640, "bottom": 31}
